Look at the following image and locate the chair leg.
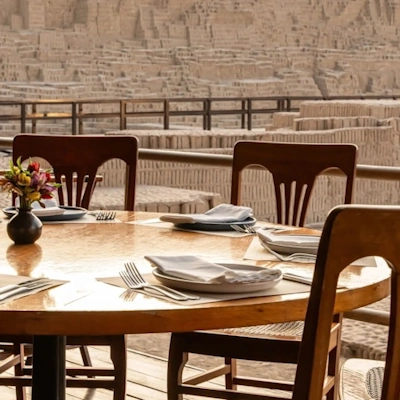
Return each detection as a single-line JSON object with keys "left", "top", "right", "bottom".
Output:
{"left": 79, "top": 345, "right": 95, "bottom": 378}
{"left": 224, "top": 357, "right": 237, "bottom": 390}
{"left": 79, "top": 345, "right": 93, "bottom": 366}
{"left": 168, "top": 333, "right": 189, "bottom": 400}
{"left": 327, "top": 315, "right": 343, "bottom": 400}
{"left": 14, "top": 343, "right": 26, "bottom": 400}
{"left": 110, "top": 335, "right": 127, "bottom": 400}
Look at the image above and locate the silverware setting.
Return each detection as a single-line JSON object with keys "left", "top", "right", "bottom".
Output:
{"left": 120, "top": 262, "right": 200, "bottom": 301}
{"left": 259, "top": 241, "right": 317, "bottom": 263}
{"left": 0, "top": 278, "right": 52, "bottom": 302}
{"left": 282, "top": 272, "right": 313, "bottom": 285}
{"left": 96, "top": 211, "right": 116, "bottom": 221}
{"left": 230, "top": 224, "right": 257, "bottom": 234}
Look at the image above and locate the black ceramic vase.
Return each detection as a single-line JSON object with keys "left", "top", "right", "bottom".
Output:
{"left": 7, "top": 208, "right": 43, "bottom": 245}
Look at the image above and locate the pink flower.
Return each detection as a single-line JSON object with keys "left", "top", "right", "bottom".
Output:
{"left": 0, "top": 157, "right": 61, "bottom": 208}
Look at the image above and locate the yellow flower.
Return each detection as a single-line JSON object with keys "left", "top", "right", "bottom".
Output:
{"left": 27, "top": 191, "right": 41, "bottom": 202}
{"left": 16, "top": 173, "right": 31, "bottom": 186}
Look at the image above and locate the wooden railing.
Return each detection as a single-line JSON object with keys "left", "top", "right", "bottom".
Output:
{"left": 1, "top": 94, "right": 400, "bottom": 134}
{"left": 1, "top": 136, "right": 400, "bottom": 183}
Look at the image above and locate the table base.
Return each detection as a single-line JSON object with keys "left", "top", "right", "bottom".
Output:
{"left": 32, "top": 335, "right": 66, "bottom": 400}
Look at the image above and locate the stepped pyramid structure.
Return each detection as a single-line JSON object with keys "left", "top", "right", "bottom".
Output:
{"left": 98, "top": 99, "right": 400, "bottom": 219}
{"left": 0, "top": 0, "right": 400, "bottom": 112}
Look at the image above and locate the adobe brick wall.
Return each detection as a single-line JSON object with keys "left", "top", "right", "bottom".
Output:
{"left": 0, "top": 1, "right": 400, "bottom": 133}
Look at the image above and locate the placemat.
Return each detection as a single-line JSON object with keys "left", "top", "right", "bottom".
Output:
{"left": 98, "top": 273, "right": 311, "bottom": 306}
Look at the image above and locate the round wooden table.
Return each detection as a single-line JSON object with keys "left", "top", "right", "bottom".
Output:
{"left": 0, "top": 211, "right": 391, "bottom": 399}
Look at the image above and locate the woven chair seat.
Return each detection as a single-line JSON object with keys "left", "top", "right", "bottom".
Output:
{"left": 340, "top": 358, "right": 384, "bottom": 400}
{"left": 218, "top": 321, "right": 304, "bottom": 338}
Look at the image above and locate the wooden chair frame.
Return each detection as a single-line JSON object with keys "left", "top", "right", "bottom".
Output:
{"left": 0, "top": 134, "right": 139, "bottom": 400}
{"left": 170, "top": 205, "right": 398, "bottom": 400}
{"left": 293, "top": 205, "right": 400, "bottom": 400}
{"left": 231, "top": 141, "right": 357, "bottom": 225}
{"left": 168, "top": 141, "right": 358, "bottom": 400}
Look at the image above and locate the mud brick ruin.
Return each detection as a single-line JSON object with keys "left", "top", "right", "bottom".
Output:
{"left": 1, "top": 0, "right": 400, "bottom": 104}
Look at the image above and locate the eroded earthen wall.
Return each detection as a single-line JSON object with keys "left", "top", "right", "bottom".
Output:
{"left": 0, "top": 0, "right": 400, "bottom": 106}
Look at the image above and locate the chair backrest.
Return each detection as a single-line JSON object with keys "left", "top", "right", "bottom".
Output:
{"left": 12, "top": 134, "right": 139, "bottom": 211}
{"left": 293, "top": 204, "right": 400, "bottom": 400}
{"left": 231, "top": 141, "right": 357, "bottom": 226}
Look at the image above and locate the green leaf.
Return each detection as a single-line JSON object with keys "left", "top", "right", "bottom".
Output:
{"left": 16, "top": 156, "right": 22, "bottom": 169}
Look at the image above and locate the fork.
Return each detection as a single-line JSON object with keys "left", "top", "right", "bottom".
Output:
{"left": 124, "top": 262, "right": 200, "bottom": 300}
{"left": 0, "top": 279, "right": 51, "bottom": 302}
{"left": 0, "top": 277, "right": 49, "bottom": 296}
{"left": 244, "top": 225, "right": 257, "bottom": 233}
{"left": 259, "top": 241, "right": 317, "bottom": 263}
{"left": 230, "top": 225, "right": 257, "bottom": 234}
{"left": 96, "top": 211, "right": 116, "bottom": 221}
{"left": 120, "top": 271, "right": 191, "bottom": 301}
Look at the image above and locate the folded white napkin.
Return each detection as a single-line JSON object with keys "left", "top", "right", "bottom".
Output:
{"left": 145, "top": 255, "right": 281, "bottom": 284}
{"left": 257, "top": 229, "right": 320, "bottom": 248}
{"left": 16, "top": 198, "right": 65, "bottom": 216}
{"left": 159, "top": 203, "right": 253, "bottom": 224}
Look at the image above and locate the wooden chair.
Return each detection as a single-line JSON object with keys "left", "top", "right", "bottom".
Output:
{"left": 167, "top": 141, "right": 358, "bottom": 400}
{"left": 339, "top": 241, "right": 400, "bottom": 400}
{"left": 0, "top": 134, "right": 139, "bottom": 400}
{"left": 11, "top": 134, "right": 138, "bottom": 210}
{"left": 293, "top": 204, "right": 399, "bottom": 400}
{"left": 230, "top": 141, "right": 356, "bottom": 224}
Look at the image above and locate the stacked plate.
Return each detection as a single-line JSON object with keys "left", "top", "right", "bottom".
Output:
{"left": 167, "top": 217, "right": 256, "bottom": 232}
{"left": 159, "top": 203, "right": 256, "bottom": 232}
{"left": 146, "top": 255, "right": 283, "bottom": 294}
{"left": 152, "top": 263, "right": 282, "bottom": 293}
{"left": 3, "top": 206, "right": 87, "bottom": 222}
{"left": 257, "top": 229, "right": 321, "bottom": 255}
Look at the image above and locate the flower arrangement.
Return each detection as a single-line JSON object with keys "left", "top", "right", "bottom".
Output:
{"left": 0, "top": 157, "right": 61, "bottom": 209}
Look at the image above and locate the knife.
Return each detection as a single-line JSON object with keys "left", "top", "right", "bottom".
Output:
{"left": 0, "top": 281, "right": 51, "bottom": 302}
{"left": 0, "top": 277, "right": 49, "bottom": 296}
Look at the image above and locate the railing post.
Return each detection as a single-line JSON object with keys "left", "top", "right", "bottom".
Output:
{"left": 32, "top": 103, "right": 37, "bottom": 133}
{"left": 207, "top": 99, "right": 212, "bottom": 130}
{"left": 71, "top": 102, "right": 77, "bottom": 135}
{"left": 21, "top": 102, "right": 26, "bottom": 133}
{"left": 120, "top": 100, "right": 126, "bottom": 130}
{"left": 164, "top": 99, "right": 169, "bottom": 130}
{"left": 247, "top": 99, "right": 252, "bottom": 131}
{"left": 286, "top": 98, "right": 291, "bottom": 112}
{"left": 241, "top": 100, "right": 246, "bottom": 129}
{"left": 78, "top": 103, "right": 84, "bottom": 135}
{"left": 202, "top": 100, "right": 208, "bottom": 130}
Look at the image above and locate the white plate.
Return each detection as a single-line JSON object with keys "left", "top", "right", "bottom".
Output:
{"left": 257, "top": 231, "right": 319, "bottom": 255}
{"left": 3, "top": 206, "right": 87, "bottom": 222}
{"left": 152, "top": 263, "right": 282, "bottom": 294}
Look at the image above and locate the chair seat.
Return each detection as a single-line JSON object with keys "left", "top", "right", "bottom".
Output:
{"left": 340, "top": 358, "right": 385, "bottom": 400}
{"left": 218, "top": 321, "right": 304, "bottom": 339}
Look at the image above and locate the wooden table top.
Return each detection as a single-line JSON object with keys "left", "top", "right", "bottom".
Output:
{"left": 0, "top": 212, "right": 390, "bottom": 336}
